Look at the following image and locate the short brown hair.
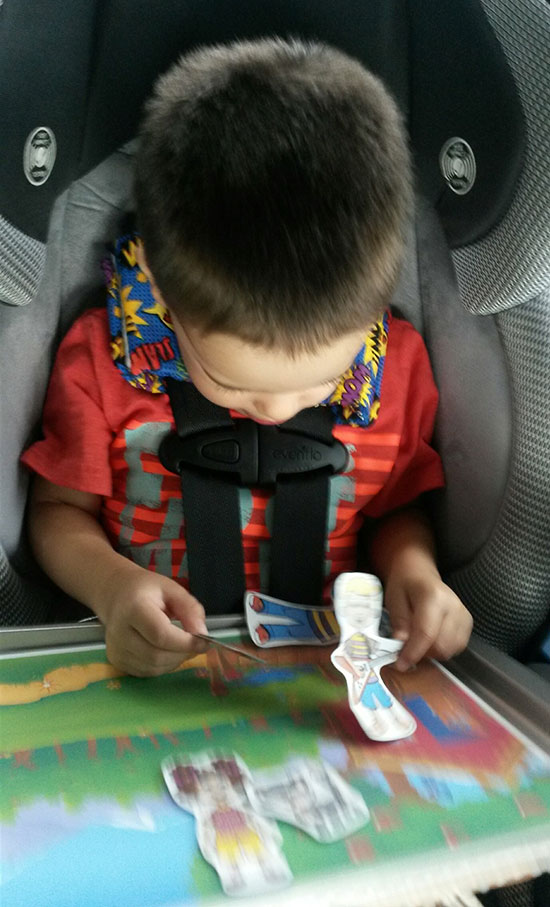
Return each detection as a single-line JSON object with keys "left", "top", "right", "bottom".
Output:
{"left": 135, "top": 38, "right": 411, "bottom": 352}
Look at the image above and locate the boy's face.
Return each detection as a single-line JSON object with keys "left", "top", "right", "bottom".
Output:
{"left": 136, "top": 244, "right": 366, "bottom": 424}
{"left": 171, "top": 315, "right": 365, "bottom": 425}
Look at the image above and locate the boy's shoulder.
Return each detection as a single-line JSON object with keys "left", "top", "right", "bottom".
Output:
{"left": 53, "top": 306, "right": 111, "bottom": 369}
{"left": 51, "top": 304, "right": 172, "bottom": 431}
{"left": 387, "top": 311, "right": 427, "bottom": 348}
{"left": 54, "top": 306, "right": 114, "bottom": 378}
{"left": 385, "top": 312, "right": 432, "bottom": 373}
{"left": 64, "top": 305, "right": 110, "bottom": 343}
{"left": 377, "top": 313, "right": 437, "bottom": 421}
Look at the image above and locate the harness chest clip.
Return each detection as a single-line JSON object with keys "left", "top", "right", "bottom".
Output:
{"left": 159, "top": 420, "right": 349, "bottom": 486}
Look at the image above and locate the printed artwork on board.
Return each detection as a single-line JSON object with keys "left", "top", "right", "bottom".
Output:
{"left": 1, "top": 640, "right": 549, "bottom": 907}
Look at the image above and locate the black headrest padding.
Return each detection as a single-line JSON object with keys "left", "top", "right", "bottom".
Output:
{"left": 410, "top": 0, "right": 525, "bottom": 247}
{"left": 0, "top": 1, "right": 408, "bottom": 244}
{"left": 1, "top": 0, "right": 525, "bottom": 249}
{"left": 80, "top": 0, "right": 409, "bottom": 176}
{"left": 0, "top": 0, "right": 100, "bottom": 241}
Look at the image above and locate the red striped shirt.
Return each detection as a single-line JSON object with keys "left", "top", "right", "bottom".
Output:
{"left": 22, "top": 309, "right": 444, "bottom": 603}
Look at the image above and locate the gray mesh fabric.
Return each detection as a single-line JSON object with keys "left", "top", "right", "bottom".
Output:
{"left": 497, "top": 882, "right": 535, "bottom": 907}
{"left": 482, "top": 875, "right": 550, "bottom": 907}
{"left": 0, "top": 215, "right": 46, "bottom": 307}
{"left": 453, "top": 0, "right": 550, "bottom": 314}
{"left": 449, "top": 291, "right": 550, "bottom": 656}
{"left": 0, "top": 544, "right": 54, "bottom": 625}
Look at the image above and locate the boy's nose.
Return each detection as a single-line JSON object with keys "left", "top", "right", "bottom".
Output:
{"left": 251, "top": 395, "right": 303, "bottom": 424}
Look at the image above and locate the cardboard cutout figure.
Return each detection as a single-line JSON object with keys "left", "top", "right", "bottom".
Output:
{"left": 331, "top": 573, "right": 416, "bottom": 742}
{"left": 162, "top": 751, "right": 292, "bottom": 897}
{"left": 246, "top": 592, "right": 339, "bottom": 647}
{"left": 244, "top": 757, "right": 369, "bottom": 843}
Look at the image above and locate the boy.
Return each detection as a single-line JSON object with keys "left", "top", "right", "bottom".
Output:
{"left": 22, "top": 38, "right": 472, "bottom": 676}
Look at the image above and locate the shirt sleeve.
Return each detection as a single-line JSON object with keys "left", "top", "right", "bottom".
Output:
{"left": 363, "top": 320, "right": 445, "bottom": 519}
{"left": 21, "top": 309, "right": 115, "bottom": 497}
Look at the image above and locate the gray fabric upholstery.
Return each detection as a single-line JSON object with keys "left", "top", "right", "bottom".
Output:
{"left": 449, "top": 292, "right": 550, "bottom": 656}
{"left": 400, "top": 202, "right": 550, "bottom": 661}
{"left": 479, "top": 875, "right": 550, "bottom": 907}
{"left": 435, "top": 0, "right": 550, "bottom": 661}
{"left": 0, "top": 145, "right": 135, "bottom": 623}
{"left": 456, "top": 0, "right": 550, "bottom": 313}
{"left": 0, "top": 144, "right": 134, "bottom": 565}
{"left": 414, "top": 202, "right": 513, "bottom": 570}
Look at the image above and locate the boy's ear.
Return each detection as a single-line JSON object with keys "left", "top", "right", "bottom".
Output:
{"left": 135, "top": 242, "right": 168, "bottom": 311}
{"left": 135, "top": 241, "right": 153, "bottom": 280}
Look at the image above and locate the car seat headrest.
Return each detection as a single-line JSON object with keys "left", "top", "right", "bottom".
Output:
{"left": 0, "top": 0, "right": 525, "bottom": 307}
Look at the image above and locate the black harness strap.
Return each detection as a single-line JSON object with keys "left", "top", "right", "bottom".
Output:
{"left": 160, "top": 381, "right": 245, "bottom": 615}
{"left": 159, "top": 379, "right": 347, "bottom": 615}
{"left": 269, "top": 408, "right": 335, "bottom": 606}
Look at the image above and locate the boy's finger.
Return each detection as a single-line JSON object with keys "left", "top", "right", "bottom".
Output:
{"left": 133, "top": 600, "right": 205, "bottom": 653}
{"left": 428, "top": 614, "right": 472, "bottom": 662}
{"left": 385, "top": 590, "right": 412, "bottom": 642}
{"left": 395, "top": 604, "right": 444, "bottom": 671}
{"left": 166, "top": 588, "right": 208, "bottom": 636}
{"left": 107, "top": 627, "right": 191, "bottom": 676}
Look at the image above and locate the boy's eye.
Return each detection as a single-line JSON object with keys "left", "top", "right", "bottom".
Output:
{"left": 212, "top": 380, "right": 242, "bottom": 394}
{"left": 323, "top": 378, "right": 339, "bottom": 388}
{"left": 211, "top": 377, "right": 340, "bottom": 394}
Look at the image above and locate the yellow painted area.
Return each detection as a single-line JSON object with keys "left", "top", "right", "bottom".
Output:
{"left": 0, "top": 653, "right": 206, "bottom": 706}
{"left": 341, "top": 575, "right": 380, "bottom": 595}
{"left": 311, "top": 609, "right": 339, "bottom": 639}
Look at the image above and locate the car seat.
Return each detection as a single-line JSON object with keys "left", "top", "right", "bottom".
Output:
{"left": 1, "top": 1, "right": 549, "bottom": 902}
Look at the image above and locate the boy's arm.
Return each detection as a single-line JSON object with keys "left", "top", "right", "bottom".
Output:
{"left": 28, "top": 476, "right": 207, "bottom": 675}
{"left": 368, "top": 505, "right": 473, "bottom": 671}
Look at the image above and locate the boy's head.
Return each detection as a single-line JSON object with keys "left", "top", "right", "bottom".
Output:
{"left": 135, "top": 38, "right": 411, "bottom": 423}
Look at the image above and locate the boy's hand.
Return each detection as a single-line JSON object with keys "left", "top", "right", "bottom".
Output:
{"left": 96, "top": 567, "right": 208, "bottom": 677}
{"left": 368, "top": 506, "right": 473, "bottom": 672}
{"left": 27, "top": 480, "right": 207, "bottom": 676}
{"left": 383, "top": 564, "right": 473, "bottom": 672}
